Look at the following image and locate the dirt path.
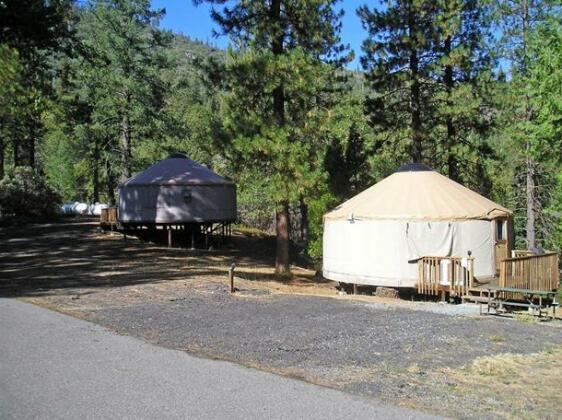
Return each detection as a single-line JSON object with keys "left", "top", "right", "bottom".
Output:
{"left": 2, "top": 220, "right": 561, "bottom": 419}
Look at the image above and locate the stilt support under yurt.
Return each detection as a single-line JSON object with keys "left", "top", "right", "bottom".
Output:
{"left": 118, "top": 220, "right": 234, "bottom": 250}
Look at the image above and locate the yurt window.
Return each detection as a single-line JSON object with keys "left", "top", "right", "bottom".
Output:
{"left": 183, "top": 190, "right": 192, "bottom": 204}
{"left": 496, "top": 219, "right": 506, "bottom": 240}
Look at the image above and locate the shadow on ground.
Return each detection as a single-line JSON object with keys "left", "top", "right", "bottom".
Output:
{"left": 0, "top": 218, "right": 306, "bottom": 298}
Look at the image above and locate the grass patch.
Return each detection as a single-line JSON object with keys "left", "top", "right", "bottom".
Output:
{"left": 232, "top": 224, "right": 269, "bottom": 237}
{"left": 488, "top": 334, "right": 505, "bottom": 343}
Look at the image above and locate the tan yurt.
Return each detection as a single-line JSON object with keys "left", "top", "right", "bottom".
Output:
{"left": 322, "top": 163, "right": 513, "bottom": 288}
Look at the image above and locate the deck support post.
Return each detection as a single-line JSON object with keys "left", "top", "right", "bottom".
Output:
{"left": 353, "top": 283, "right": 358, "bottom": 295}
{"left": 168, "top": 226, "right": 173, "bottom": 248}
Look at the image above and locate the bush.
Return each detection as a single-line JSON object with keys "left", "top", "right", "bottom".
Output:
{"left": 0, "top": 166, "right": 61, "bottom": 219}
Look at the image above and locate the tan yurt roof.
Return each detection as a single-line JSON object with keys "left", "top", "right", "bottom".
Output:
{"left": 325, "top": 163, "right": 511, "bottom": 221}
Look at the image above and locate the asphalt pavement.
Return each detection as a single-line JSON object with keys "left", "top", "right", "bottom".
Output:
{"left": 0, "top": 298, "right": 437, "bottom": 419}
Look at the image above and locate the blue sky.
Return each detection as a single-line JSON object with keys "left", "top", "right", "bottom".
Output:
{"left": 151, "top": 0, "right": 372, "bottom": 70}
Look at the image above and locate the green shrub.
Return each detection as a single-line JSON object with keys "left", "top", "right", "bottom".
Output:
{"left": 0, "top": 166, "right": 61, "bottom": 219}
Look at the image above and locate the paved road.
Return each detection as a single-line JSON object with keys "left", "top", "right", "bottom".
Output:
{"left": 0, "top": 299, "right": 436, "bottom": 420}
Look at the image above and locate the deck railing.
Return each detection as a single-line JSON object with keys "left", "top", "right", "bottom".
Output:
{"left": 417, "top": 256, "right": 475, "bottom": 296}
{"left": 511, "top": 250, "right": 533, "bottom": 258}
{"left": 499, "top": 252, "right": 559, "bottom": 292}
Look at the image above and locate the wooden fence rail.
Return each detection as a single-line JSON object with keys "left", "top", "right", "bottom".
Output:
{"left": 417, "top": 256, "right": 474, "bottom": 296}
{"left": 499, "top": 252, "right": 559, "bottom": 293}
{"left": 511, "top": 250, "right": 533, "bottom": 258}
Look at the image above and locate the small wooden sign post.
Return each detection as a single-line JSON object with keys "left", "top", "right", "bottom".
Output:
{"left": 229, "top": 262, "right": 236, "bottom": 293}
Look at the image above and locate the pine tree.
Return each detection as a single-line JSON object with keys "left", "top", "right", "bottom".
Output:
{"left": 196, "top": 0, "right": 348, "bottom": 276}
{"left": 359, "top": 0, "right": 438, "bottom": 164}
{"left": 0, "top": 0, "right": 73, "bottom": 173}
{"left": 59, "top": 0, "right": 170, "bottom": 201}
{"left": 528, "top": 15, "right": 562, "bottom": 248}
{"left": 432, "top": 0, "right": 494, "bottom": 185}
{"left": 495, "top": 0, "right": 558, "bottom": 248}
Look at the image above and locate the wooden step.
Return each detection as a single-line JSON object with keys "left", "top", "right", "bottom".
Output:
{"left": 462, "top": 295, "right": 491, "bottom": 303}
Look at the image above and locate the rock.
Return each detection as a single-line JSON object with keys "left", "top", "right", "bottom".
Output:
{"left": 375, "top": 287, "right": 399, "bottom": 299}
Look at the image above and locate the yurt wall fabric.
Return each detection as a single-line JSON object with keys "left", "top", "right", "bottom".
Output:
{"left": 119, "top": 184, "right": 236, "bottom": 223}
{"left": 323, "top": 219, "right": 495, "bottom": 287}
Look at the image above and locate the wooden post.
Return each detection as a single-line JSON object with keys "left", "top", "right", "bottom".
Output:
{"left": 205, "top": 224, "right": 209, "bottom": 249}
{"left": 229, "top": 262, "right": 236, "bottom": 293}
{"left": 353, "top": 283, "right": 358, "bottom": 295}
{"left": 168, "top": 226, "right": 173, "bottom": 248}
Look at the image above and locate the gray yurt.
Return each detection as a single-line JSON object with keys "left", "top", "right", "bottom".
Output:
{"left": 118, "top": 154, "right": 236, "bottom": 225}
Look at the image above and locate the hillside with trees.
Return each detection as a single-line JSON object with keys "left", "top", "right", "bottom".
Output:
{"left": 1, "top": 0, "right": 561, "bottom": 273}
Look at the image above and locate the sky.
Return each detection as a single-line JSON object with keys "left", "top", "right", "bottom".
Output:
{"left": 151, "top": 0, "right": 372, "bottom": 70}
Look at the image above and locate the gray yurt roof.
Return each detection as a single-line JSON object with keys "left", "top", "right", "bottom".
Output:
{"left": 121, "top": 154, "right": 232, "bottom": 187}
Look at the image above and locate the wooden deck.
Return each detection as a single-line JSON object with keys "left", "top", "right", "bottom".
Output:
{"left": 418, "top": 251, "right": 560, "bottom": 303}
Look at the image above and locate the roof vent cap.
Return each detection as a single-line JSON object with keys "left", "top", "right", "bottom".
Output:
{"left": 168, "top": 153, "right": 188, "bottom": 159}
{"left": 395, "top": 163, "right": 433, "bottom": 173}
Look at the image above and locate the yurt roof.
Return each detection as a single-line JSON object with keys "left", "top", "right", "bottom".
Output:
{"left": 324, "top": 163, "right": 511, "bottom": 221}
{"left": 121, "top": 154, "right": 233, "bottom": 187}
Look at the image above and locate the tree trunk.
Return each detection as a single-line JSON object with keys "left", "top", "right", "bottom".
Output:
{"left": 275, "top": 202, "right": 291, "bottom": 276}
{"left": 299, "top": 196, "right": 309, "bottom": 244}
{"left": 28, "top": 130, "right": 35, "bottom": 168}
{"left": 270, "top": 0, "right": 291, "bottom": 276}
{"left": 121, "top": 113, "right": 132, "bottom": 180}
{"left": 525, "top": 148, "right": 535, "bottom": 249}
{"left": 408, "top": 4, "right": 422, "bottom": 163}
{"left": 521, "top": 0, "right": 536, "bottom": 249}
{"left": 106, "top": 158, "right": 116, "bottom": 206}
{"left": 444, "top": 36, "right": 458, "bottom": 181}
{"left": 92, "top": 138, "right": 100, "bottom": 203}
{"left": 0, "top": 138, "right": 4, "bottom": 179}
{"left": 13, "top": 138, "right": 20, "bottom": 166}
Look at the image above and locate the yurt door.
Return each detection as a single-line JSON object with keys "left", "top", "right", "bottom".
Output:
{"left": 494, "top": 219, "right": 508, "bottom": 274}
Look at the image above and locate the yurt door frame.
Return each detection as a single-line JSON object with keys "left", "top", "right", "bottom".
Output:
{"left": 494, "top": 218, "right": 509, "bottom": 274}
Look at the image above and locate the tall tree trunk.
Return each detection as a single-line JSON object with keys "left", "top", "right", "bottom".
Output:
{"left": 444, "top": 36, "right": 458, "bottom": 181}
{"left": 275, "top": 202, "right": 291, "bottom": 276}
{"left": 121, "top": 112, "right": 132, "bottom": 180}
{"left": 92, "top": 138, "right": 100, "bottom": 203}
{"left": 105, "top": 158, "right": 116, "bottom": 206}
{"left": 525, "top": 154, "right": 535, "bottom": 248}
{"left": 521, "top": 0, "right": 536, "bottom": 248}
{"left": 270, "top": 0, "right": 291, "bottom": 276}
{"left": 299, "top": 196, "right": 309, "bottom": 244}
{"left": 13, "top": 138, "right": 20, "bottom": 166}
{"left": 28, "top": 125, "right": 35, "bottom": 168}
{"left": 408, "top": 4, "right": 422, "bottom": 163}
{"left": 0, "top": 137, "right": 4, "bottom": 179}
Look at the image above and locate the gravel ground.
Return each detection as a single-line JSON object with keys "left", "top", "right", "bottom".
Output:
{"left": 84, "top": 283, "right": 562, "bottom": 418}
{"left": 89, "top": 288, "right": 561, "bottom": 373}
{"left": 3, "top": 220, "right": 562, "bottom": 418}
